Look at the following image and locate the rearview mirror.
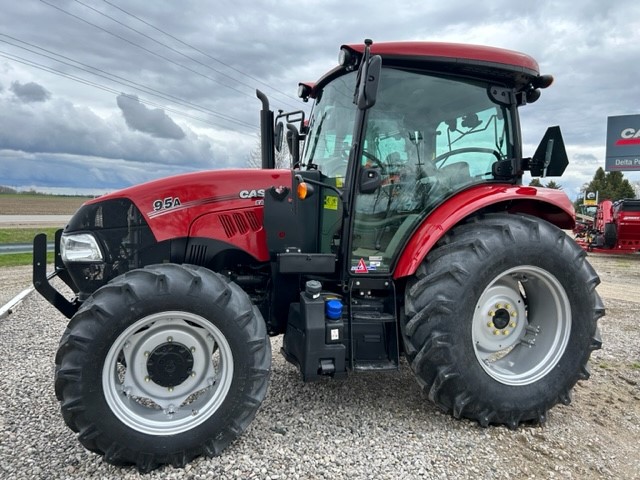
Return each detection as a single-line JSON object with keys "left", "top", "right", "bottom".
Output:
{"left": 275, "top": 122, "right": 284, "bottom": 152}
{"left": 359, "top": 168, "right": 382, "bottom": 193}
{"left": 529, "top": 126, "right": 568, "bottom": 177}
{"left": 357, "top": 55, "right": 382, "bottom": 110}
{"left": 287, "top": 124, "right": 300, "bottom": 166}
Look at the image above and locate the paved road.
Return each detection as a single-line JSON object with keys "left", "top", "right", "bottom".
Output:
{"left": 0, "top": 215, "right": 70, "bottom": 227}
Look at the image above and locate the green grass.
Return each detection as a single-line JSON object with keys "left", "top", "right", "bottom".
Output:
{"left": 0, "top": 228, "right": 59, "bottom": 267}
{"left": 0, "top": 227, "right": 60, "bottom": 244}
{"left": 0, "top": 252, "right": 54, "bottom": 268}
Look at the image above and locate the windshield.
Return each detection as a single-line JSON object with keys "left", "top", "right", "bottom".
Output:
{"left": 301, "top": 72, "right": 358, "bottom": 177}
{"left": 303, "top": 68, "right": 512, "bottom": 183}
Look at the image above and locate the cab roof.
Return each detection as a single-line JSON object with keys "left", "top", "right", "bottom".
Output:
{"left": 344, "top": 41, "right": 539, "bottom": 77}
{"left": 302, "top": 41, "right": 543, "bottom": 99}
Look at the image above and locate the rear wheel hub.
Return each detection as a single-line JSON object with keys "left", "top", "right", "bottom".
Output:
{"left": 493, "top": 309, "right": 510, "bottom": 329}
{"left": 147, "top": 343, "right": 194, "bottom": 387}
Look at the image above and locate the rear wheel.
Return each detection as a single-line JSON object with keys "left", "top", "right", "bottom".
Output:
{"left": 55, "top": 264, "right": 271, "bottom": 472}
{"left": 603, "top": 222, "right": 617, "bottom": 248}
{"left": 402, "top": 213, "right": 604, "bottom": 427}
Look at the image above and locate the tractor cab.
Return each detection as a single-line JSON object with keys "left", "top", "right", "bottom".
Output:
{"left": 301, "top": 57, "right": 514, "bottom": 274}
{"left": 264, "top": 40, "right": 571, "bottom": 380}
{"left": 268, "top": 41, "right": 567, "bottom": 278}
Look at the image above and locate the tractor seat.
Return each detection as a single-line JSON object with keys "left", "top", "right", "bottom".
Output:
{"left": 439, "top": 161, "right": 471, "bottom": 189}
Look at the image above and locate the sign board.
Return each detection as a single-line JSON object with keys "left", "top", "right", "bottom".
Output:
{"left": 605, "top": 114, "right": 640, "bottom": 171}
{"left": 583, "top": 191, "right": 598, "bottom": 206}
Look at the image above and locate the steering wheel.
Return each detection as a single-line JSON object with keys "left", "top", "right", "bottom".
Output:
{"left": 362, "top": 150, "right": 387, "bottom": 174}
{"left": 434, "top": 147, "right": 502, "bottom": 167}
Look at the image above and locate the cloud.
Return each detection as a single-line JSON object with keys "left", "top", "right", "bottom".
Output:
{"left": 0, "top": 89, "right": 246, "bottom": 172}
{"left": 116, "top": 94, "right": 185, "bottom": 139}
{"left": 0, "top": 150, "right": 196, "bottom": 191}
{"left": 10, "top": 81, "right": 51, "bottom": 102}
{"left": 574, "top": 153, "right": 598, "bottom": 162}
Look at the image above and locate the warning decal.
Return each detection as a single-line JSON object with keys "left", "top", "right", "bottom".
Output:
{"left": 324, "top": 195, "right": 339, "bottom": 210}
{"left": 354, "top": 258, "right": 368, "bottom": 274}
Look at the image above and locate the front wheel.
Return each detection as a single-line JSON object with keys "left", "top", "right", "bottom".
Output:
{"left": 54, "top": 264, "right": 271, "bottom": 472}
{"left": 402, "top": 213, "right": 604, "bottom": 428}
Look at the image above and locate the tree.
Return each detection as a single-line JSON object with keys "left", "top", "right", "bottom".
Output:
{"left": 582, "top": 167, "right": 635, "bottom": 202}
{"left": 544, "top": 180, "right": 562, "bottom": 190}
{"left": 528, "top": 178, "right": 543, "bottom": 187}
{"left": 528, "top": 178, "right": 562, "bottom": 189}
{"left": 246, "top": 133, "right": 292, "bottom": 169}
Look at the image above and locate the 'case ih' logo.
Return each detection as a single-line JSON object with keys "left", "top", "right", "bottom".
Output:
{"left": 615, "top": 128, "right": 640, "bottom": 146}
{"left": 239, "top": 189, "right": 265, "bottom": 199}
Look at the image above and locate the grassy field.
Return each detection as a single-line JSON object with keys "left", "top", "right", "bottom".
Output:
{"left": 0, "top": 193, "right": 91, "bottom": 215}
{"left": 0, "top": 227, "right": 60, "bottom": 243}
{"left": 0, "top": 222, "right": 56, "bottom": 266}
{"left": 0, "top": 193, "right": 85, "bottom": 266}
{"left": 0, "top": 227, "right": 59, "bottom": 267}
{"left": 0, "top": 252, "right": 54, "bottom": 268}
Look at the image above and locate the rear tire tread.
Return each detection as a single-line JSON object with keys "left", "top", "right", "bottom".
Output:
{"left": 402, "top": 213, "right": 603, "bottom": 428}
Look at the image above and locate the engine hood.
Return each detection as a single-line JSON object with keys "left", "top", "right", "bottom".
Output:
{"left": 84, "top": 169, "right": 292, "bottom": 242}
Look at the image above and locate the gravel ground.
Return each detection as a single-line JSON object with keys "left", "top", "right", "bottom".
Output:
{"left": 0, "top": 253, "right": 639, "bottom": 479}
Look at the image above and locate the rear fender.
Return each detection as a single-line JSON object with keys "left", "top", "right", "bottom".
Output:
{"left": 393, "top": 185, "right": 574, "bottom": 279}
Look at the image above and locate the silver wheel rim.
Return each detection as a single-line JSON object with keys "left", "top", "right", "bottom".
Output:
{"left": 472, "top": 266, "right": 571, "bottom": 386}
{"left": 102, "top": 311, "right": 234, "bottom": 435}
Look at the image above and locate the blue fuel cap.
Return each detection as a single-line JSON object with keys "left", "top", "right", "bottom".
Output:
{"left": 325, "top": 299, "right": 343, "bottom": 320}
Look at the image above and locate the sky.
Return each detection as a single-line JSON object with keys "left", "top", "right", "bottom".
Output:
{"left": 1, "top": 0, "right": 639, "bottom": 201}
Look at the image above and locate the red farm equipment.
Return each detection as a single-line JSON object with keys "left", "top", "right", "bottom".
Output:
{"left": 575, "top": 198, "right": 640, "bottom": 253}
{"left": 33, "top": 40, "right": 604, "bottom": 471}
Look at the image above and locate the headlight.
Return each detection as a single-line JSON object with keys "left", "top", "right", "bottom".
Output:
{"left": 60, "top": 233, "right": 104, "bottom": 263}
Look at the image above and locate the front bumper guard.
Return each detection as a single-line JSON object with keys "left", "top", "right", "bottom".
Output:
{"left": 33, "top": 231, "right": 79, "bottom": 319}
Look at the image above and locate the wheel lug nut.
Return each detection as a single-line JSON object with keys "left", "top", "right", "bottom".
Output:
{"left": 487, "top": 321, "right": 494, "bottom": 328}
{"left": 511, "top": 311, "right": 517, "bottom": 317}
{"left": 168, "top": 387, "right": 174, "bottom": 392}
{"left": 191, "top": 371, "right": 196, "bottom": 377}
{"left": 145, "top": 376, "right": 150, "bottom": 382}
{"left": 488, "top": 310, "right": 495, "bottom": 317}
{"left": 167, "top": 336, "right": 173, "bottom": 343}
{"left": 191, "top": 346, "right": 196, "bottom": 353}
{"left": 509, "top": 321, "right": 516, "bottom": 328}
{"left": 503, "top": 330, "right": 510, "bottom": 335}
{"left": 505, "top": 304, "right": 511, "bottom": 310}
{"left": 493, "top": 330, "right": 500, "bottom": 335}
{"left": 144, "top": 351, "right": 150, "bottom": 357}
{"left": 495, "top": 303, "right": 502, "bottom": 309}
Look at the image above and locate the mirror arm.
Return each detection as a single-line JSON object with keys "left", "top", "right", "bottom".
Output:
{"left": 295, "top": 175, "right": 343, "bottom": 200}
{"left": 286, "top": 124, "right": 301, "bottom": 166}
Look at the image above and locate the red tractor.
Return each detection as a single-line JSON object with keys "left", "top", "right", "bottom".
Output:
{"left": 575, "top": 198, "right": 640, "bottom": 253}
{"left": 34, "top": 40, "right": 604, "bottom": 472}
